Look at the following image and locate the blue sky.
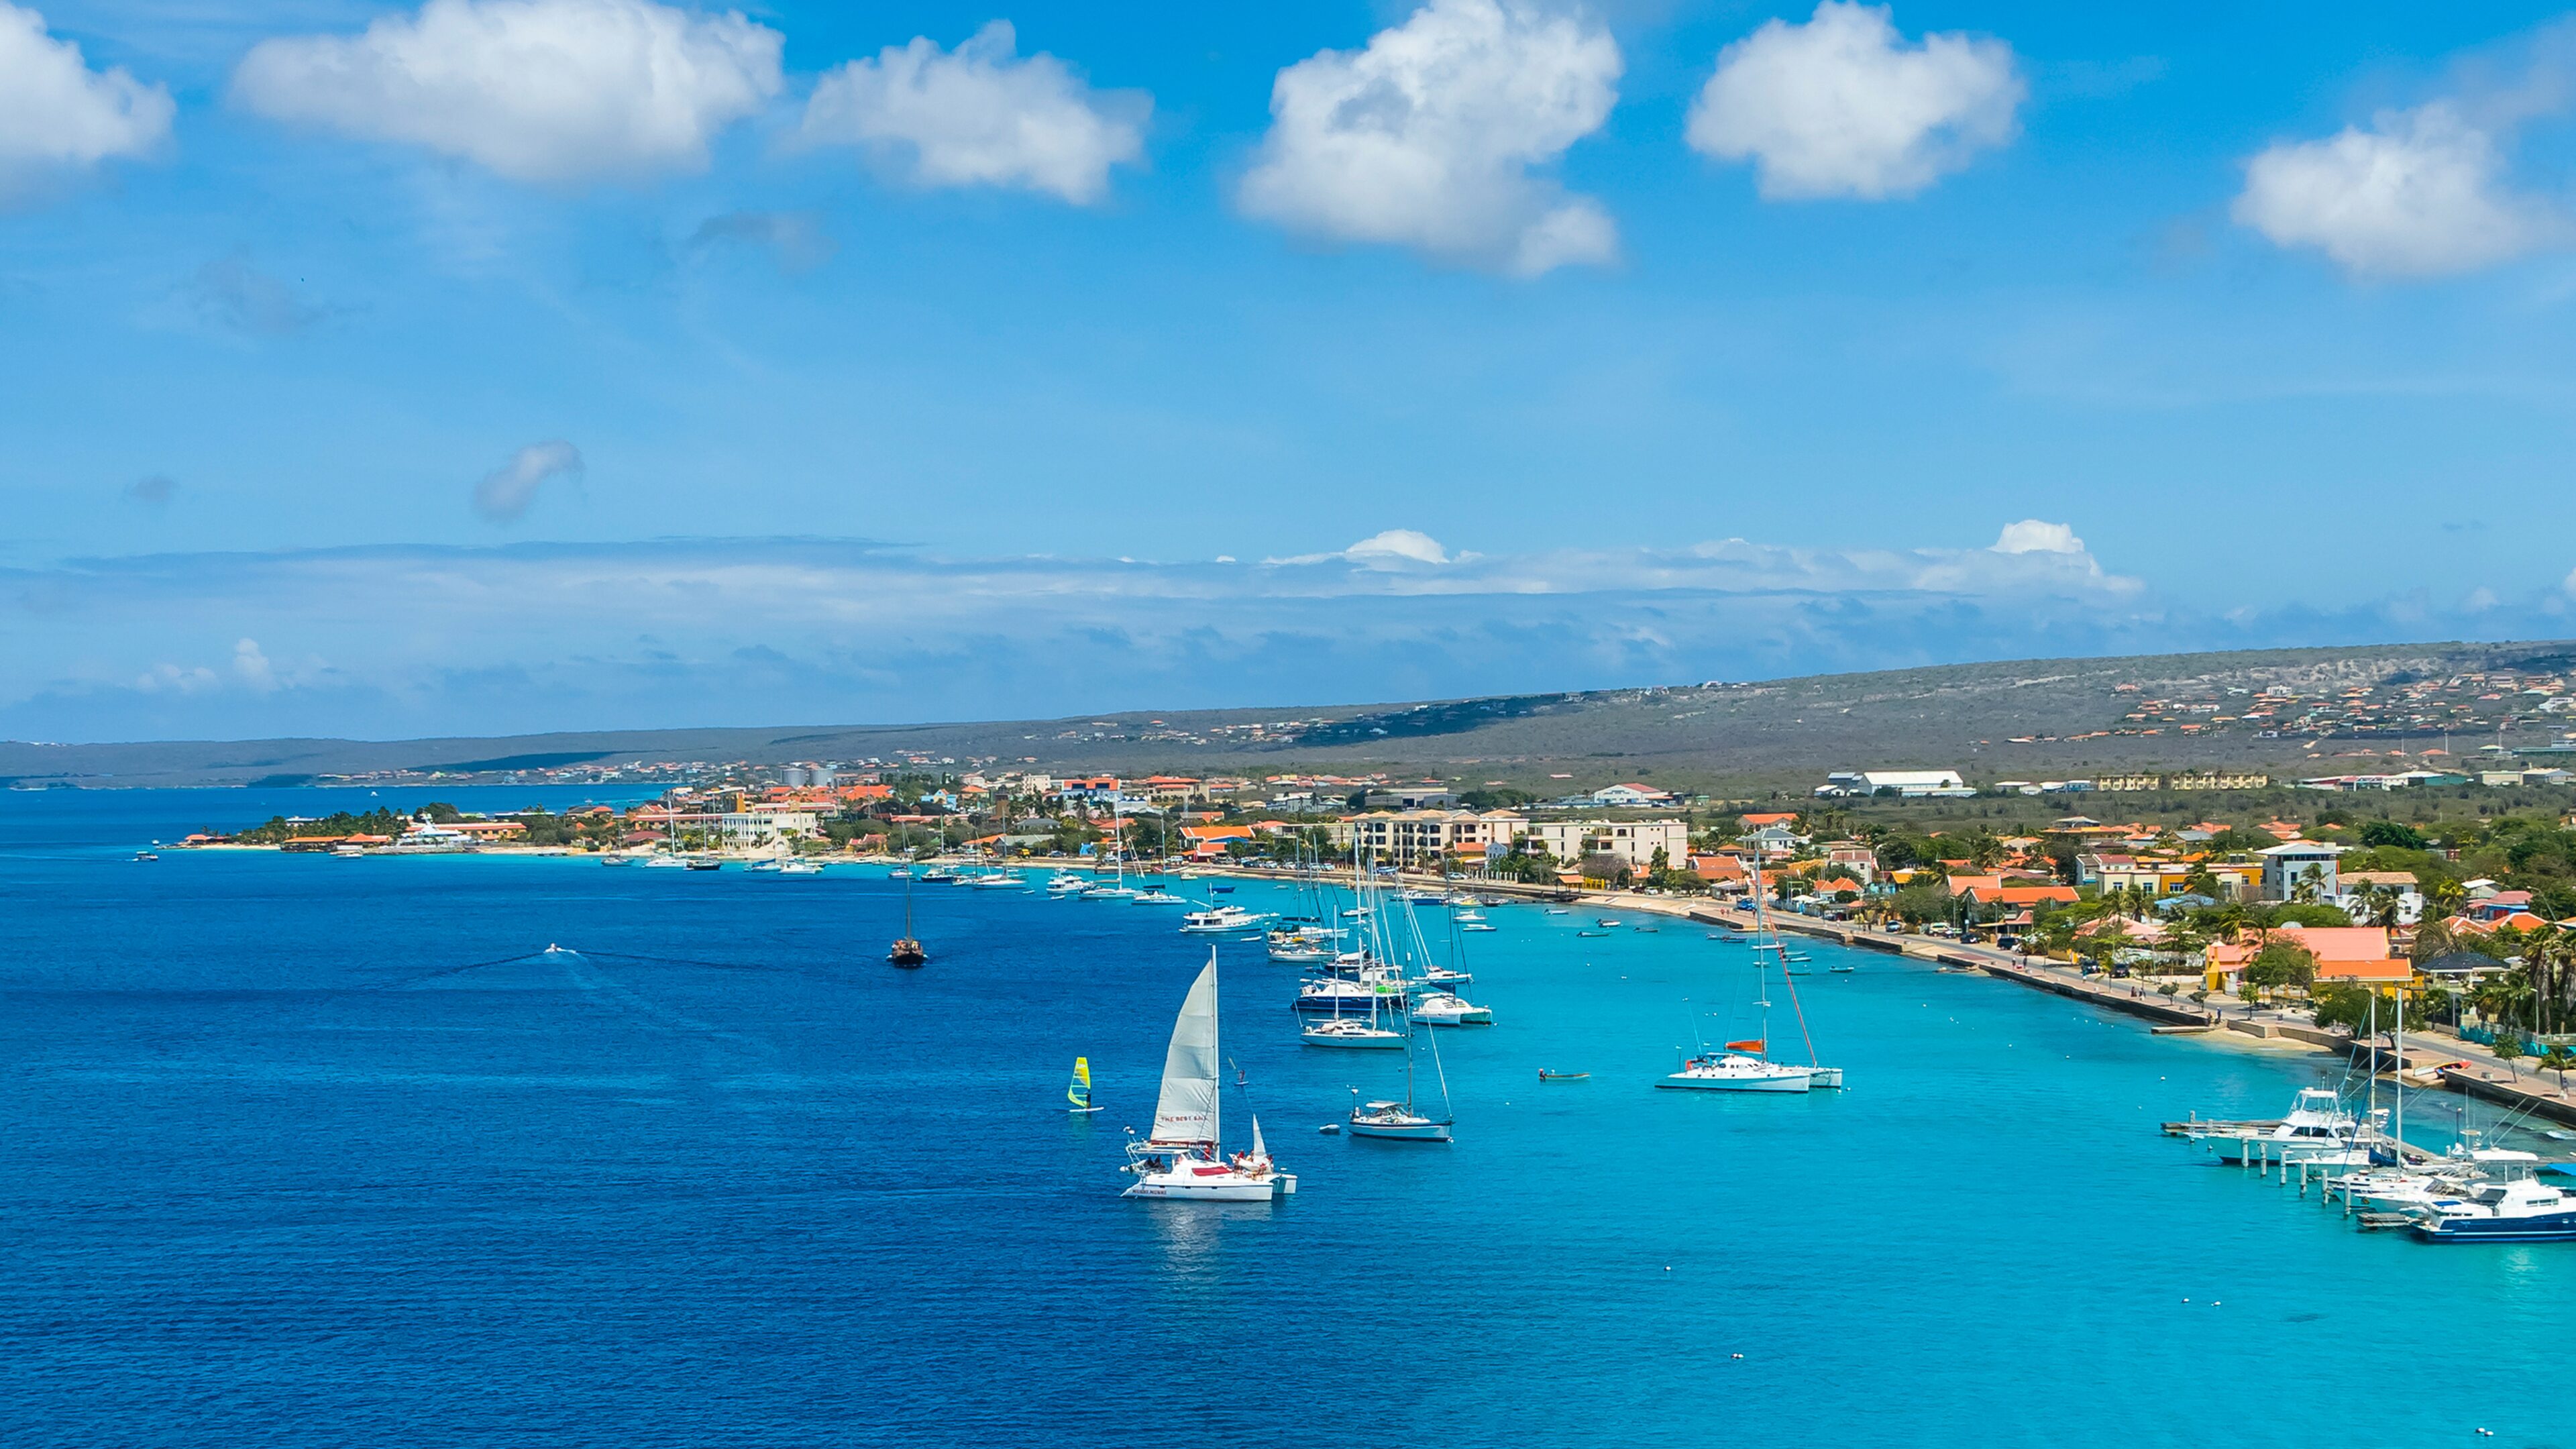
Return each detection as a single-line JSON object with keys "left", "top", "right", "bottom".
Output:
{"left": 6, "top": 1, "right": 2576, "bottom": 741}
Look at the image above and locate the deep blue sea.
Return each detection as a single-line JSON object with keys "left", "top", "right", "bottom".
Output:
{"left": 5, "top": 788, "right": 2569, "bottom": 1448}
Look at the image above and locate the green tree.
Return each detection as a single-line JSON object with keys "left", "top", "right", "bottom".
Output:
{"left": 2245, "top": 940, "right": 2318, "bottom": 999}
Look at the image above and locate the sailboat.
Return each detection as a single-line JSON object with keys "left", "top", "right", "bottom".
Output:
{"left": 1346, "top": 1012, "right": 1455, "bottom": 1142}
{"left": 1122, "top": 952, "right": 1297, "bottom": 1200}
{"left": 889, "top": 869, "right": 927, "bottom": 967}
{"left": 1067, "top": 1057, "right": 1102, "bottom": 1114}
{"left": 1741, "top": 850, "right": 1843, "bottom": 1087}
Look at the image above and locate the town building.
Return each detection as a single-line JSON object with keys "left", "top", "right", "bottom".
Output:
{"left": 1814, "top": 769, "right": 1972, "bottom": 798}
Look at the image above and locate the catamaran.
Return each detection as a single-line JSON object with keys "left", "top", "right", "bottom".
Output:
{"left": 1067, "top": 1057, "right": 1102, "bottom": 1114}
{"left": 1122, "top": 953, "right": 1297, "bottom": 1201}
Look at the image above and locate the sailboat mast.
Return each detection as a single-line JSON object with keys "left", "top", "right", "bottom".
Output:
{"left": 2394, "top": 983, "right": 2406, "bottom": 1165}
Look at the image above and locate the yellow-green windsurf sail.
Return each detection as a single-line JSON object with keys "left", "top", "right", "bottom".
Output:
{"left": 1067, "top": 1057, "right": 1093, "bottom": 1110}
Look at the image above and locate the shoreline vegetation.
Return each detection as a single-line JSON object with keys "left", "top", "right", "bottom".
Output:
{"left": 169, "top": 768, "right": 2576, "bottom": 1130}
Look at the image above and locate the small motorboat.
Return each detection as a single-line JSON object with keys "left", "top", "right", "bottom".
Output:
{"left": 888, "top": 937, "right": 927, "bottom": 967}
{"left": 1543, "top": 907, "right": 1570, "bottom": 916}
{"left": 1708, "top": 932, "right": 1747, "bottom": 943}
{"left": 685, "top": 857, "right": 722, "bottom": 871}
{"left": 1460, "top": 922, "right": 1497, "bottom": 932}
{"left": 1633, "top": 925, "right": 1660, "bottom": 934}
{"left": 1318, "top": 1122, "right": 1342, "bottom": 1134}
{"left": 132, "top": 850, "right": 160, "bottom": 862}
{"left": 1595, "top": 918, "right": 1621, "bottom": 927}
{"left": 1576, "top": 929, "right": 1610, "bottom": 938}
{"left": 1210, "top": 885, "right": 1236, "bottom": 894}
{"left": 1829, "top": 962, "right": 1854, "bottom": 974}
{"left": 1538, "top": 1070, "right": 1589, "bottom": 1082}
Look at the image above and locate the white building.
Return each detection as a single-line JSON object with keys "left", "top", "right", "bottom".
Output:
{"left": 1589, "top": 783, "right": 1676, "bottom": 806}
{"left": 2259, "top": 841, "right": 2344, "bottom": 901}
{"left": 1519, "top": 819, "right": 1688, "bottom": 871}
{"left": 721, "top": 803, "right": 820, "bottom": 849}
{"left": 1351, "top": 810, "right": 1525, "bottom": 867}
{"left": 1816, "top": 769, "right": 1972, "bottom": 798}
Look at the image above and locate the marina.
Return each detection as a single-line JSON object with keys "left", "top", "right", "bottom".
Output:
{"left": 8, "top": 787, "right": 2576, "bottom": 1448}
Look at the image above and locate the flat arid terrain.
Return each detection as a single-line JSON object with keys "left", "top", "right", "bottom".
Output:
{"left": 9, "top": 639, "right": 2573, "bottom": 791}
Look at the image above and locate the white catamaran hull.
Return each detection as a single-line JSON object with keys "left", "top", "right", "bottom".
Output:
{"left": 1123, "top": 1166, "right": 1297, "bottom": 1199}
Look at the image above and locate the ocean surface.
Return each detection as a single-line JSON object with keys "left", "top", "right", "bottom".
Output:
{"left": 5, "top": 787, "right": 2569, "bottom": 1448}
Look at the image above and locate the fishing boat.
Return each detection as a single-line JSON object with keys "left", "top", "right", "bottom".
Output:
{"left": 1538, "top": 1069, "right": 1588, "bottom": 1082}
{"left": 1122, "top": 954, "right": 1297, "bottom": 1200}
{"left": 1067, "top": 1057, "right": 1102, "bottom": 1114}
{"left": 889, "top": 872, "right": 927, "bottom": 967}
{"left": 2194, "top": 1087, "right": 2361, "bottom": 1164}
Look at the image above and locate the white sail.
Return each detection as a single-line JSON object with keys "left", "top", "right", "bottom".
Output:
{"left": 1148, "top": 957, "right": 1221, "bottom": 1146}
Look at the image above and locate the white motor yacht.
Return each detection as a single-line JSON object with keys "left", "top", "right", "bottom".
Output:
{"left": 1409, "top": 991, "right": 1493, "bottom": 1026}
{"left": 778, "top": 858, "right": 823, "bottom": 875}
{"left": 1180, "top": 904, "right": 1274, "bottom": 934}
{"left": 1044, "top": 873, "right": 1087, "bottom": 895}
{"left": 2196, "top": 1087, "right": 2361, "bottom": 1164}
{"left": 2410, "top": 1177, "right": 2576, "bottom": 1242}
{"left": 1122, "top": 954, "right": 1297, "bottom": 1201}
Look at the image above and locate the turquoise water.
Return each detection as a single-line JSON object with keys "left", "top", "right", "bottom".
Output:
{"left": 3, "top": 789, "right": 2568, "bottom": 1447}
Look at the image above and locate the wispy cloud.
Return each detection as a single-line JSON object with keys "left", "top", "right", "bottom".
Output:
{"left": 5, "top": 523, "right": 2543, "bottom": 743}
{"left": 686, "top": 210, "right": 836, "bottom": 274}
{"left": 472, "top": 441, "right": 584, "bottom": 523}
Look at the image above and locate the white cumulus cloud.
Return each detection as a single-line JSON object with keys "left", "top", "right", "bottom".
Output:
{"left": 474, "top": 440, "right": 584, "bottom": 521}
{"left": 0, "top": 3, "right": 174, "bottom": 195}
{"left": 800, "top": 20, "right": 1147, "bottom": 205}
{"left": 2233, "top": 103, "right": 2551, "bottom": 278}
{"left": 1990, "top": 519, "right": 2083, "bottom": 555}
{"left": 231, "top": 0, "right": 782, "bottom": 184}
{"left": 232, "top": 638, "right": 277, "bottom": 691}
{"left": 1238, "top": 0, "right": 1622, "bottom": 277}
{"left": 1686, "top": 1, "right": 2021, "bottom": 200}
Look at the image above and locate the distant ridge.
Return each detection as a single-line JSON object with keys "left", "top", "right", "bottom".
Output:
{"left": 5, "top": 638, "right": 2571, "bottom": 790}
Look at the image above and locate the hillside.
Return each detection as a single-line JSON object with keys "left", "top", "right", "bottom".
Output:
{"left": 5, "top": 639, "right": 2572, "bottom": 791}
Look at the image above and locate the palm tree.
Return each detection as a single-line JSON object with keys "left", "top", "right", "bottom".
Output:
{"left": 2428, "top": 876, "right": 2468, "bottom": 920}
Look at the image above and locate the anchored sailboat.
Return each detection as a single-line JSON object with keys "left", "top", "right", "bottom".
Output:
{"left": 1067, "top": 1057, "right": 1101, "bottom": 1114}
{"left": 1121, "top": 951, "right": 1297, "bottom": 1200}
{"left": 889, "top": 869, "right": 927, "bottom": 967}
